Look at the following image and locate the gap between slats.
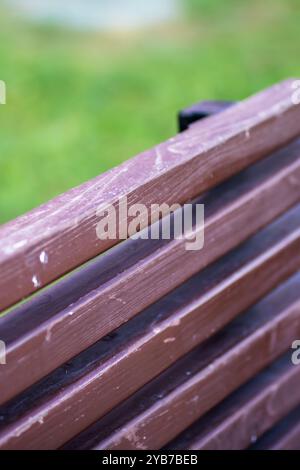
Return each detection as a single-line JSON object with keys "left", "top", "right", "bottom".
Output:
{"left": 62, "top": 272, "right": 300, "bottom": 450}
{"left": 166, "top": 353, "right": 300, "bottom": 450}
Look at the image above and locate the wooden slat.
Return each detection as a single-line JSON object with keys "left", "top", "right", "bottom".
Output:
{"left": 62, "top": 273, "right": 300, "bottom": 450}
{"left": 1, "top": 205, "right": 300, "bottom": 449}
{"left": 1, "top": 138, "right": 300, "bottom": 406}
{"left": 0, "top": 79, "right": 300, "bottom": 311}
{"left": 251, "top": 406, "right": 300, "bottom": 450}
{"left": 167, "top": 354, "right": 300, "bottom": 450}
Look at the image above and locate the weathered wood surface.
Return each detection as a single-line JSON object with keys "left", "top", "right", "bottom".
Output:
{"left": 1, "top": 140, "right": 300, "bottom": 406}
{"left": 1, "top": 205, "right": 300, "bottom": 448}
{"left": 251, "top": 406, "right": 300, "bottom": 450}
{"left": 62, "top": 273, "right": 300, "bottom": 450}
{"left": 167, "top": 354, "right": 300, "bottom": 450}
{"left": 1, "top": 79, "right": 300, "bottom": 311}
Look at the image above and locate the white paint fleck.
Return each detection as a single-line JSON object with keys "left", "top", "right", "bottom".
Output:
{"left": 164, "top": 337, "right": 176, "bottom": 343}
{"left": 39, "top": 250, "right": 48, "bottom": 264}
{"left": 109, "top": 293, "right": 126, "bottom": 305}
{"left": 32, "top": 275, "right": 40, "bottom": 288}
{"left": 126, "top": 427, "right": 147, "bottom": 450}
{"left": 14, "top": 411, "right": 48, "bottom": 437}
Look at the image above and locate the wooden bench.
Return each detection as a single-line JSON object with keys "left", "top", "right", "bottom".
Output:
{"left": 1, "top": 79, "right": 300, "bottom": 450}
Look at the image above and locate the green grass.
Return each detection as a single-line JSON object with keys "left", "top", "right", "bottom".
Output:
{"left": 0, "top": 0, "right": 299, "bottom": 224}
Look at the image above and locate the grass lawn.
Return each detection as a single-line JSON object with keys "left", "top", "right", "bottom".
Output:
{"left": 0, "top": 0, "right": 299, "bottom": 224}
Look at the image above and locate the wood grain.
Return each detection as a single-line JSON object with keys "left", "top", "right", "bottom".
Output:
{"left": 167, "top": 354, "right": 300, "bottom": 450}
{"left": 1, "top": 205, "right": 300, "bottom": 448}
{"left": 1, "top": 79, "right": 300, "bottom": 311}
{"left": 62, "top": 272, "right": 300, "bottom": 450}
{"left": 1, "top": 139, "right": 300, "bottom": 406}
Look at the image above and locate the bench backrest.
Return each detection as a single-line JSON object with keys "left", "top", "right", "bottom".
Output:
{"left": 0, "top": 79, "right": 300, "bottom": 449}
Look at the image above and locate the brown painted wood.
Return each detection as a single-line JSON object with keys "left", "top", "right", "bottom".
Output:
{"left": 0, "top": 79, "right": 300, "bottom": 311}
{"left": 167, "top": 354, "right": 300, "bottom": 450}
{"left": 1, "top": 205, "right": 300, "bottom": 449}
{"left": 251, "top": 406, "right": 300, "bottom": 450}
{"left": 1, "top": 140, "right": 300, "bottom": 406}
{"left": 62, "top": 273, "right": 300, "bottom": 450}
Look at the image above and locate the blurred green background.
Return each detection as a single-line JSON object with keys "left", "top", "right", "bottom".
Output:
{"left": 0, "top": 0, "right": 299, "bottom": 224}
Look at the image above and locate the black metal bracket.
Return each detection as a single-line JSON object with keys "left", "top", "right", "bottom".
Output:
{"left": 178, "top": 100, "right": 234, "bottom": 132}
